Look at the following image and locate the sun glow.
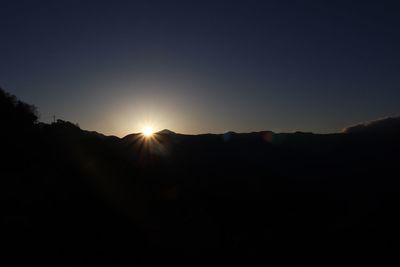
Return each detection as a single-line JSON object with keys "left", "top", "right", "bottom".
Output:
{"left": 142, "top": 126, "right": 154, "bottom": 137}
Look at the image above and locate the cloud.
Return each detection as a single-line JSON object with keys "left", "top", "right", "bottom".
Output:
{"left": 343, "top": 116, "right": 400, "bottom": 134}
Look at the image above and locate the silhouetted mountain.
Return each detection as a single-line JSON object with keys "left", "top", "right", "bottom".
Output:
{"left": 2, "top": 89, "right": 400, "bottom": 266}
{"left": 157, "top": 129, "right": 176, "bottom": 135}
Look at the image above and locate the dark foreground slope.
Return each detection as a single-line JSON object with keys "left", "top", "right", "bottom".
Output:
{"left": 2, "top": 89, "right": 400, "bottom": 266}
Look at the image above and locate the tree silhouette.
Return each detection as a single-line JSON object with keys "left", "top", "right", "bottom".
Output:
{"left": 0, "top": 88, "right": 38, "bottom": 131}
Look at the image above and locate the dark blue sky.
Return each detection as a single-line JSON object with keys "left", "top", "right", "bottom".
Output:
{"left": 1, "top": 0, "right": 400, "bottom": 136}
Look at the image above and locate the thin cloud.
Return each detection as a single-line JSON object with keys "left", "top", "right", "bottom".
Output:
{"left": 343, "top": 116, "right": 400, "bottom": 134}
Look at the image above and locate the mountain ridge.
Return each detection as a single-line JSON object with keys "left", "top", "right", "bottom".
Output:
{"left": 3, "top": 88, "right": 400, "bottom": 266}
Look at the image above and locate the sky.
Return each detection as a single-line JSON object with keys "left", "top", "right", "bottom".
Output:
{"left": 1, "top": 0, "right": 400, "bottom": 136}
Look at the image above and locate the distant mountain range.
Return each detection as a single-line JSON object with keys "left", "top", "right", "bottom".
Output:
{"left": 2, "top": 87, "right": 400, "bottom": 266}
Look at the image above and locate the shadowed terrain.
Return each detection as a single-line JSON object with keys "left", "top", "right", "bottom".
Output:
{"left": 2, "top": 88, "right": 400, "bottom": 266}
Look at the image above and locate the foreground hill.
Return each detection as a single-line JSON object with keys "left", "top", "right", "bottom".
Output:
{"left": 2, "top": 88, "right": 400, "bottom": 266}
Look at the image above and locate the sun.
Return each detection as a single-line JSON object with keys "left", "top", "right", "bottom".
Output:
{"left": 142, "top": 126, "right": 154, "bottom": 137}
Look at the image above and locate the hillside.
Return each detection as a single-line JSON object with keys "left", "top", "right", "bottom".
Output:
{"left": 2, "top": 89, "right": 400, "bottom": 266}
